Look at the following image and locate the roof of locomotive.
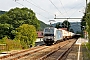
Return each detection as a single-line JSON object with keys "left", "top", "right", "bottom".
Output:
{"left": 43, "top": 27, "right": 57, "bottom": 34}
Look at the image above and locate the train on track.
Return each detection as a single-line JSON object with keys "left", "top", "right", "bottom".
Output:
{"left": 43, "top": 27, "right": 80, "bottom": 45}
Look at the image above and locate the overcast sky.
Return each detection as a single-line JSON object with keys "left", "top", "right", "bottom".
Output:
{"left": 0, "top": 0, "right": 89, "bottom": 24}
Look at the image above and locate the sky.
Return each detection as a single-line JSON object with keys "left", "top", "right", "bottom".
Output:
{"left": 0, "top": 0, "right": 89, "bottom": 24}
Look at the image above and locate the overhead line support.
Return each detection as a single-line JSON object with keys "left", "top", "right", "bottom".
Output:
{"left": 54, "top": 18, "right": 82, "bottom": 19}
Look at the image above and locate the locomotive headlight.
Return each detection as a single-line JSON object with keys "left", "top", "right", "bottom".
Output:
{"left": 48, "top": 36, "right": 50, "bottom": 39}
{"left": 43, "top": 38, "right": 46, "bottom": 41}
{"left": 54, "top": 36, "right": 55, "bottom": 38}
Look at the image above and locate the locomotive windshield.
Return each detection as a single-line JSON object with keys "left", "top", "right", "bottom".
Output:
{"left": 45, "top": 28, "right": 54, "bottom": 33}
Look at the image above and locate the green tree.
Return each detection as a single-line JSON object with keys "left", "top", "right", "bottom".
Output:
{"left": 0, "top": 7, "right": 40, "bottom": 39}
{"left": 5, "top": 7, "right": 40, "bottom": 30}
{"left": 0, "top": 7, "right": 40, "bottom": 30}
{"left": 81, "top": 16, "right": 86, "bottom": 31}
{"left": 0, "top": 23, "right": 14, "bottom": 39}
{"left": 14, "top": 24, "right": 37, "bottom": 48}
{"left": 0, "top": 14, "right": 11, "bottom": 24}
{"left": 81, "top": 16, "right": 86, "bottom": 37}
{"left": 62, "top": 20, "right": 71, "bottom": 31}
{"left": 55, "top": 22, "right": 62, "bottom": 28}
{"left": 84, "top": 2, "right": 90, "bottom": 42}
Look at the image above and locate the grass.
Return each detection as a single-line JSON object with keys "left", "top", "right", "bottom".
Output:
{"left": 86, "top": 43, "right": 90, "bottom": 50}
{"left": 82, "top": 43, "right": 90, "bottom": 60}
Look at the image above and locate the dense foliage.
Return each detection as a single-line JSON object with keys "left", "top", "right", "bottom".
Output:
{"left": 0, "top": 7, "right": 40, "bottom": 50}
{"left": 83, "top": 2, "right": 90, "bottom": 42}
{"left": 0, "top": 7, "right": 40, "bottom": 39}
{"left": 55, "top": 20, "right": 71, "bottom": 31}
{"left": 86, "top": 3, "right": 90, "bottom": 42}
{"left": 14, "top": 24, "right": 37, "bottom": 48}
{"left": 0, "top": 23, "right": 14, "bottom": 39}
{"left": 62, "top": 20, "right": 70, "bottom": 31}
{"left": 0, "top": 37, "right": 22, "bottom": 50}
{"left": 0, "top": 8, "right": 40, "bottom": 30}
{"left": 55, "top": 22, "right": 62, "bottom": 28}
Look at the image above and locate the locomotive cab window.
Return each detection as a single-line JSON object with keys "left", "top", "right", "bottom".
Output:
{"left": 45, "top": 29, "right": 54, "bottom": 33}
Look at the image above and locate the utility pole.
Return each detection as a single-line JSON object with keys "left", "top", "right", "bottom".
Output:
{"left": 85, "top": 0, "right": 88, "bottom": 39}
{"left": 67, "top": 19, "right": 68, "bottom": 31}
{"left": 85, "top": 0, "right": 87, "bottom": 14}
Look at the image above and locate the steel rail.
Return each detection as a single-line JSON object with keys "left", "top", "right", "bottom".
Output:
{"left": 57, "top": 39, "right": 77, "bottom": 60}
{"left": 0, "top": 46, "right": 46, "bottom": 59}
{"left": 38, "top": 40, "right": 76, "bottom": 60}
{"left": 38, "top": 41, "right": 70, "bottom": 60}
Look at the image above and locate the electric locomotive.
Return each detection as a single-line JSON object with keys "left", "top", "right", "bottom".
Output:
{"left": 43, "top": 27, "right": 63, "bottom": 45}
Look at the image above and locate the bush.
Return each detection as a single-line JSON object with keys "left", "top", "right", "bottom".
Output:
{"left": 5, "top": 39, "right": 22, "bottom": 50}
{"left": 0, "top": 37, "right": 22, "bottom": 51}
{"left": 86, "top": 43, "right": 90, "bottom": 50}
{"left": 14, "top": 24, "right": 37, "bottom": 49}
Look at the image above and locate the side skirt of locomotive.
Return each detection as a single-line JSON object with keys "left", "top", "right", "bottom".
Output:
{"left": 44, "top": 38, "right": 64, "bottom": 45}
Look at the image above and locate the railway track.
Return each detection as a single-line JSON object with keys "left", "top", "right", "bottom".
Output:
{"left": 39, "top": 39, "right": 76, "bottom": 60}
{"left": 0, "top": 45, "right": 48, "bottom": 60}
{"left": 20, "top": 39, "right": 76, "bottom": 60}
{"left": 66, "top": 45, "right": 79, "bottom": 60}
{"left": 0, "top": 39, "right": 76, "bottom": 60}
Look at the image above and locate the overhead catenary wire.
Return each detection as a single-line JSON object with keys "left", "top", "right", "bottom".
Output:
{"left": 15, "top": 1, "right": 24, "bottom": 6}
{"left": 14, "top": 0, "right": 50, "bottom": 20}
{"left": 69, "top": 2, "right": 85, "bottom": 18}
{"left": 36, "top": 12, "right": 50, "bottom": 19}
{"left": 30, "top": 0, "right": 54, "bottom": 16}
{"left": 65, "top": 1, "right": 85, "bottom": 17}
{"left": 49, "top": 0, "right": 65, "bottom": 17}
{"left": 56, "top": 1, "right": 85, "bottom": 18}
{"left": 25, "top": 0, "right": 54, "bottom": 17}
{"left": 14, "top": 0, "right": 85, "bottom": 22}
{"left": 58, "top": 0, "right": 69, "bottom": 17}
